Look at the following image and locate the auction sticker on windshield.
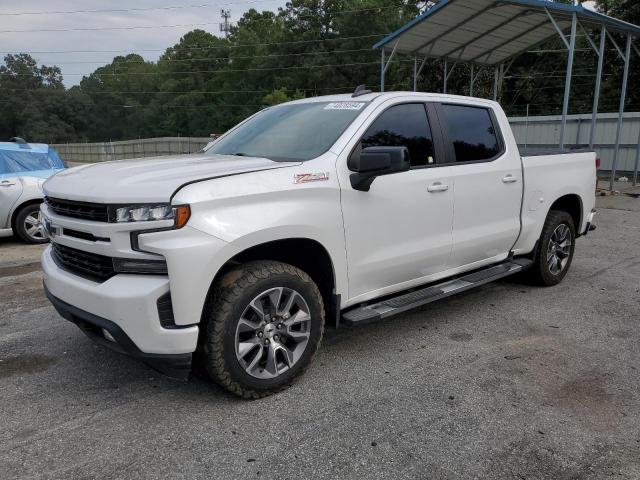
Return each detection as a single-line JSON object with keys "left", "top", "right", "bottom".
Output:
{"left": 323, "top": 102, "right": 366, "bottom": 111}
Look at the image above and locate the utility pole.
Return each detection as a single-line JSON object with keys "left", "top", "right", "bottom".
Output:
{"left": 220, "top": 10, "right": 231, "bottom": 38}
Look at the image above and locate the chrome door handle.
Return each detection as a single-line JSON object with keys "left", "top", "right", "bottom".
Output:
{"left": 427, "top": 182, "right": 449, "bottom": 193}
{"left": 0, "top": 181, "right": 16, "bottom": 187}
{"left": 502, "top": 175, "right": 518, "bottom": 184}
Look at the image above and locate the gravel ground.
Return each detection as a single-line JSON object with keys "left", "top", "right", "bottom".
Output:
{"left": 0, "top": 196, "right": 639, "bottom": 480}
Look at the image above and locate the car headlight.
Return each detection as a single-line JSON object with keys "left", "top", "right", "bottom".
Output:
{"left": 113, "top": 204, "right": 190, "bottom": 228}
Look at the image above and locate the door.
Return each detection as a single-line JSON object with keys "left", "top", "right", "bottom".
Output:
{"left": 0, "top": 177, "right": 23, "bottom": 229}
{"left": 339, "top": 102, "right": 454, "bottom": 301}
{"left": 436, "top": 103, "right": 522, "bottom": 268}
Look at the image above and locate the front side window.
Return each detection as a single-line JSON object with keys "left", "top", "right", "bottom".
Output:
{"left": 360, "top": 103, "right": 435, "bottom": 168}
{"left": 441, "top": 105, "right": 501, "bottom": 163}
{"left": 206, "top": 101, "right": 368, "bottom": 162}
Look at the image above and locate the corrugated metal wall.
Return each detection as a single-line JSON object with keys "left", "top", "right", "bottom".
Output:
{"left": 51, "top": 137, "right": 212, "bottom": 164}
{"left": 509, "top": 112, "right": 640, "bottom": 173}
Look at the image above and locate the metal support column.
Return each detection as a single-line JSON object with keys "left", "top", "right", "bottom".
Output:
{"left": 633, "top": 126, "right": 640, "bottom": 186}
{"left": 381, "top": 49, "right": 386, "bottom": 92}
{"left": 414, "top": 57, "right": 427, "bottom": 92}
{"left": 611, "top": 34, "right": 633, "bottom": 191}
{"left": 380, "top": 41, "right": 399, "bottom": 93}
{"left": 470, "top": 64, "right": 475, "bottom": 96}
{"left": 560, "top": 13, "right": 578, "bottom": 150}
{"left": 589, "top": 26, "right": 606, "bottom": 149}
{"left": 493, "top": 65, "right": 500, "bottom": 101}
{"left": 444, "top": 60, "right": 448, "bottom": 94}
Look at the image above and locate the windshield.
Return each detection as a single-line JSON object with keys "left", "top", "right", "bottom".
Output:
{"left": 205, "top": 101, "right": 368, "bottom": 162}
{"left": 0, "top": 147, "right": 64, "bottom": 175}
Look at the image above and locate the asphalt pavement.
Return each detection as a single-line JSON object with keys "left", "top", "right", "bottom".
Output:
{"left": 1, "top": 195, "right": 639, "bottom": 479}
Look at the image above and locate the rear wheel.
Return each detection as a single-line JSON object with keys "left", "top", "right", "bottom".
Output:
{"left": 528, "top": 210, "right": 576, "bottom": 286}
{"left": 202, "top": 260, "right": 325, "bottom": 399}
{"left": 14, "top": 203, "right": 48, "bottom": 244}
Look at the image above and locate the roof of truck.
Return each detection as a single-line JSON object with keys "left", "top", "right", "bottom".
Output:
{"left": 288, "top": 91, "right": 498, "bottom": 105}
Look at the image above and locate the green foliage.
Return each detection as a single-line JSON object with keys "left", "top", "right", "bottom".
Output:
{"left": 263, "top": 88, "right": 306, "bottom": 105}
{"left": 0, "top": 0, "right": 637, "bottom": 142}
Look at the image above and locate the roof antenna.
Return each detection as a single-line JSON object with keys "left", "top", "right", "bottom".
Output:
{"left": 352, "top": 85, "right": 372, "bottom": 98}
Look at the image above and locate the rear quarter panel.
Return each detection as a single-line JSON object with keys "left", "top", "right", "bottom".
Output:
{"left": 513, "top": 152, "right": 596, "bottom": 255}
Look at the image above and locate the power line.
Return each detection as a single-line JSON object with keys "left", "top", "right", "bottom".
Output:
{"left": 35, "top": 48, "right": 377, "bottom": 65}
{"left": 0, "top": 34, "right": 387, "bottom": 54}
{"left": 3, "top": 83, "right": 388, "bottom": 95}
{"left": 0, "top": 21, "right": 223, "bottom": 34}
{"left": 8, "top": 59, "right": 413, "bottom": 77}
{"left": 0, "top": 0, "right": 282, "bottom": 17}
{"left": 0, "top": 6, "right": 407, "bottom": 34}
{"left": 0, "top": 100, "right": 261, "bottom": 108}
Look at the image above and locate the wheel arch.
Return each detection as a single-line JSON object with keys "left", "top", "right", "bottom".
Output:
{"left": 207, "top": 238, "right": 339, "bottom": 326}
{"left": 548, "top": 193, "right": 583, "bottom": 233}
{"left": 10, "top": 198, "right": 44, "bottom": 232}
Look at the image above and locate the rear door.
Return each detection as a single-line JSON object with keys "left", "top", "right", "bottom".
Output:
{"left": 436, "top": 103, "right": 522, "bottom": 269}
{"left": 0, "top": 177, "right": 23, "bottom": 228}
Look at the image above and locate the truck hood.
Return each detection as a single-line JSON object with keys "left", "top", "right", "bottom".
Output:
{"left": 43, "top": 154, "right": 299, "bottom": 203}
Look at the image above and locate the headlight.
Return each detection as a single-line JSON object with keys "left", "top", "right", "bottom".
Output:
{"left": 113, "top": 204, "right": 190, "bottom": 228}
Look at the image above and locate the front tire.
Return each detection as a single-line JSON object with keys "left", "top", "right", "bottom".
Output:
{"left": 528, "top": 210, "right": 576, "bottom": 286}
{"left": 202, "top": 261, "right": 325, "bottom": 399}
{"left": 14, "top": 203, "right": 48, "bottom": 244}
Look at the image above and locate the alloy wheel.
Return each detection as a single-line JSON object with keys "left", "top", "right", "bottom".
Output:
{"left": 24, "top": 210, "right": 46, "bottom": 241}
{"left": 547, "top": 223, "right": 572, "bottom": 275}
{"left": 235, "top": 287, "right": 312, "bottom": 379}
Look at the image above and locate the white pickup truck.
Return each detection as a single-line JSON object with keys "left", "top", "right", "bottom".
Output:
{"left": 41, "top": 91, "right": 596, "bottom": 398}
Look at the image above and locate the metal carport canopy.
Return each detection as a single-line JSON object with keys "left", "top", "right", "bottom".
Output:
{"left": 373, "top": 0, "right": 640, "bottom": 189}
{"left": 373, "top": 0, "right": 640, "bottom": 66}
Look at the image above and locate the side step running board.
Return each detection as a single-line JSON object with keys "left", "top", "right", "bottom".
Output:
{"left": 341, "top": 259, "right": 533, "bottom": 326}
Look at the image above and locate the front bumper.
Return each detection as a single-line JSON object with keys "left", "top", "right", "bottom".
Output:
{"left": 45, "top": 284, "right": 192, "bottom": 380}
{"left": 42, "top": 245, "right": 199, "bottom": 362}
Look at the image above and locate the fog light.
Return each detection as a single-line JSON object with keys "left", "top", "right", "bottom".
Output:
{"left": 102, "top": 329, "right": 116, "bottom": 343}
{"left": 113, "top": 257, "right": 168, "bottom": 275}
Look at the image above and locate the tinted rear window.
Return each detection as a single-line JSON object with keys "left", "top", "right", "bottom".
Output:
{"left": 441, "top": 105, "right": 501, "bottom": 162}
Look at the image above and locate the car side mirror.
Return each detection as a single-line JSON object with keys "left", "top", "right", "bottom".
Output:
{"left": 348, "top": 146, "right": 410, "bottom": 191}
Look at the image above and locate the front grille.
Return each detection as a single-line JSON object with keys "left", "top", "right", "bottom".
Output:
{"left": 45, "top": 197, "right": 109, "bottom": 222}
{"left": 51, "top": 243, "right": 115, "bottom": 281}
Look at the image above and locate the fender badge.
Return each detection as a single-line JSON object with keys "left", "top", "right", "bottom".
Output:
{"left": 294, "top": 172, "right": 330, "bottom": 184}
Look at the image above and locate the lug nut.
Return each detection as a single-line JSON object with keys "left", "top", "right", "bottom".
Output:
{"left": 274, "top": 334, "right": 280, "bottom": 341}
{"left": 277, "top": 323, "right": 283, "bottom": 330}
{"left": 257, "top": 332, "right": 263, "bottom": 338}
{"left": 264, "top": 339, "right": 270, "bottom": 345}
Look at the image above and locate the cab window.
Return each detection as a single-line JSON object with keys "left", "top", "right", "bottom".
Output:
{"left": 360, "top": 103, "right": 436, "bottom": 168}
{"left": 440, "top": 105, "right": 501, "bottom": 163}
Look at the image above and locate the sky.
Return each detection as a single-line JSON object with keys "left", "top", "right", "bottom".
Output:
{"left": 0, "top": 0, "right": 598, "bottom": 88}
{"left": 0, "top": 0, "right": 287, "bottom": 86}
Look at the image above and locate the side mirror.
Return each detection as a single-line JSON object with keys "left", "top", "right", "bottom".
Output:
{"left": 348, "top": 146, "right": 410, "bottom": 191}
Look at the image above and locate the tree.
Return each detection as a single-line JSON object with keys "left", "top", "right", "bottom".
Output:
{"left": 2, "top": 0, "right": 637, "bottom": 142}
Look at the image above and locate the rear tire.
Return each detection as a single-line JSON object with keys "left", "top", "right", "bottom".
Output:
{"left": 14, "top": 203, "right": 48, "bottom": 244}
{"left": 528, "top": 210, "right": 576, "bottom": 286}
{"left": 202, "top": 260, "right": 325, "bottom": 399}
